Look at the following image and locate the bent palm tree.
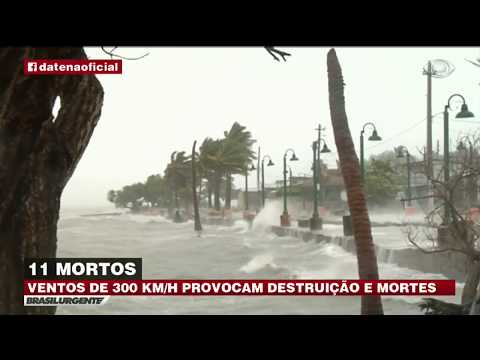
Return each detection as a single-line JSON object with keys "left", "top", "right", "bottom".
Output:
{"left": 198, "top": 126, "right": 255, "bottom": 211}
{"left": 199, "top": 138, "right": 224, "bottom": 211}
{"left": 164, "top": 151, "right": 191, "bottom": 219}
{"left": 222, "top": 122, "right": 257, "bottom": 209}
{"left": 327, "top": 49, "right": 384, "bottom": 315}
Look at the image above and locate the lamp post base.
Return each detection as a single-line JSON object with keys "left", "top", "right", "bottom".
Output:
{"left": 297, "top": 219, "right": 310, "bottom": 228}
{"left": 310, "top": 215, "right": 323, "bottom": 231}
{"left": 173, "top": 210, "right": 184, "bottom": 223}
{"left": 280, "top": 213, "right": 291, "bottom": 227}
{"left": 343, "top": 215, "right": 353, "bottom": 236}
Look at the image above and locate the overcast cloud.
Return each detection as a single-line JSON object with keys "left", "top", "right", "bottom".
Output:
{"left": 61, "top": 47, "right": 480, "bottom": 208}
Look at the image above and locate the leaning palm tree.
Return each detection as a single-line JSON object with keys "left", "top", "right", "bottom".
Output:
{"left": 164, "top": 151, "right": 192, "bottom": 220}
{"left": 222, "top": 122, "right": 257, "bottom": 209}
{"left": 327, "top": 48, "right": 384, "bottom": 315}
{"left": 199, "top": 138, "right": 224, "bottom": 210}
{"left": 198, "top": 133, "right": 253, "bottom": 211}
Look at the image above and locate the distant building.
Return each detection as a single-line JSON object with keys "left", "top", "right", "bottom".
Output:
{"left": 319, "top": 161, "right": 345, "bottom": 203}
{"left": 270, "top": 161, "right": 347, "bottom": 211}
{"left": 237, "top": 187, "right": 276, "bottom": 210}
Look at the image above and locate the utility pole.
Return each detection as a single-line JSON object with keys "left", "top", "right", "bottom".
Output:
{"left": 426, "top": 61, "right": 433, "bottom": 179}
{"left": 423, "top": 59, "right": 455, "bottom": 213}
{"left": 425, "top": 61, "right": 435, "bottom": 216}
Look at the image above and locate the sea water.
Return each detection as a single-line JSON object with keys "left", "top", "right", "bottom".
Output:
{"left": 56, "top": 205, "right": 460, "bottom": 315}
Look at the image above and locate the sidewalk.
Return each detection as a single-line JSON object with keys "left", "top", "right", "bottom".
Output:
{"left": 270, "top": 224, "right": 468, "bottom": 281}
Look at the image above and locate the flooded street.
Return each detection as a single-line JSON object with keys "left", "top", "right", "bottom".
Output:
{"left": 56, "top": 206, "right": 460, "bottom": 315}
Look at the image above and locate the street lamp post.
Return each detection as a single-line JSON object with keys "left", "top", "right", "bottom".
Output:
{"left": 396, "top": 146, "right": 412, "bottom": 207}
{"left": 244, "top": 163, "right": 256, "bottom": 211}
{"left": 261, "top": 155, "right": 274, "bottom": 208}
{"left": 315, "top": 124, "right": 332, "bottom": 204}
{"left": 302, "top": 174, "right": 307, "bottom": 210}
{"left": 360, "top": 122, "right": 382, "bottom": 184}
{"left": 316, "top": 139, "right": 331, "bottom": 207}
{"left": 315, "top": 125, "right": 325, "bottom": 182}
{"left": 289, "top": 167, "right": 293, "bottom": 191}
{"left": 281, "top": 149, "right": 299, "bottom": 227}
{"left": 443, "top": 94, "right": 475, "bottom": 224}
{"left": 310, "top": 141, "right": 322, "bottom": 230}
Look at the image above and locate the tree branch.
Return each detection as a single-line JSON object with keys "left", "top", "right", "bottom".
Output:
{"left": 465, "top": 58, "right": 480, "bottom": 68}
{"left": 101, "top": 46, "right": 150, "bottom": 61}
{"left": 265, "top": 47, "right": 291, "bottom": 62}
{"left": 419, "top": 298, "right": 476, "bottom": 315}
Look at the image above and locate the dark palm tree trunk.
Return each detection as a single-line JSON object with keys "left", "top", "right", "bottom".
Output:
{"left": 327, "top": 48, "right": 383, "bottom": 315}
{"left": 198, "top": 174, "right": 203, "bottom": 206}
{"left": 214, "top": 170, "right": 221, "bottom": 211}
{"left": 192, "top": 141, "right": 202, "bottom": 231}
{"left": 0, "top": 48, "right": 104, "bottom": 314}
{"left": 225, "top": 172, "right": 232, "bottom": 209}
{"left": 207, "top": 180, "right": 213, "bottom": 208}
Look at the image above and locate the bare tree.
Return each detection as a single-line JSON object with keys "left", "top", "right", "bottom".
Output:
{"left": 406, "top": 134, "right": 480, "bottom": 314}
{"left": 264, "top": 47, "right": 291, "bottom": 62}
{"left": 101, "top": 47, "right": 150, "bottom": 60}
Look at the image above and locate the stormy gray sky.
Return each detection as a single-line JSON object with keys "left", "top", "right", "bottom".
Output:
{"left": 61, "top": 47, "right": 480, "bottom": 208}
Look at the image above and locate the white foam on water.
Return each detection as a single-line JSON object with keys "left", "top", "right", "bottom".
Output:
{"left": 322, "top": 224, "right": 343, "bottom": 230}
{"left": 242, "top": 241, "right": 254, "bottom": 249}
{"left": 234, "top": 220, "right": 250, "bottom": 233}
{"left": 59, "top": 213, "right": 85, "bottom": 221}
{"left": 367, "top": 209, "right": 432, "bottom": 225}
{"left": 291, "top": 240, "right": 463, "bottom": 307}
{"left": 378, "top": 261, "right": 463, "bottom": 305}
{"left": 216, "top": 220, "right": 250, "bottom": 233}
{"left": 252, "top": 200, "right": 283, "bottom": 231}
{"left": 308, "top": 243, "right": 351, "bottom": 258}
{"left": 280, "top": 244, "right": 301, "bottom": 249}
{"left": 266, "top": 232, "right": 280, "bottom": 241}
{"left": 240, "top": 253, "right": 277, "bottom": 273}
{"left": 122, "top": 213, "right": 170, "bottom": 224}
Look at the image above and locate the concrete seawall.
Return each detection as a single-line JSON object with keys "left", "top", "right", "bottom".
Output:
{"left": 270, "top": 226, "right": 468, "bottom": 282}
{"left": 323, "top": 219, "right": 430, "bottom": 228}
